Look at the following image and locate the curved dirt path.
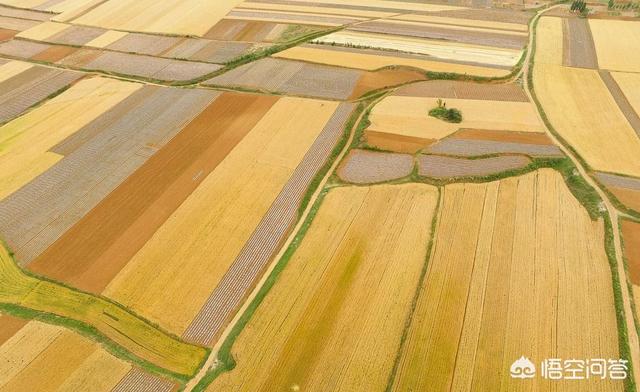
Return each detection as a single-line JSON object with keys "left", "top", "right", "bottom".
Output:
{"left": 182, "top": 96, "right": 384, "bottom": 392}
{"left": 523, "top": 4, "right": 640, "bottom": 384}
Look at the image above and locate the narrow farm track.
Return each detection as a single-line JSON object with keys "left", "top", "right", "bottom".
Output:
{"left": 182, "top": 96, "right": 382, "bottom": 392}
{"left": 525, "top": 4, "right": 640, "bottom": 384}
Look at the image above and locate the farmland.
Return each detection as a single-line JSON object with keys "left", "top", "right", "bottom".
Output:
{"left": 0, "top": 0, "right": 639, "bottom": 391}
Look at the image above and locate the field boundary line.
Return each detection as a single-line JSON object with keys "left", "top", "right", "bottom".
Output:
{"left": 184, "top": 96, "right": 382, "bottom": 392}
{"left": 525, "top": 5, "right": 640, "bottom": 389}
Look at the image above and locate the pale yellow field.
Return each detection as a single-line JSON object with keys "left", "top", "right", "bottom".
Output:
{"left": 16, "top": 21, "right": 70, "bottom": 41}
{"left": 0, "top": 61, "right": 32, "bottom": 84}
{"left": 71, "top": 0, "right": 245, "bottom": 36}
{"left": 225, "top": 14, "right": 342, "bottom": 27}
{"left": 44, "top": 0, "right": 97, "bottom": 14}
{"left": 207, "top": 183, "right": 439, "bottom": 392}
{"left": 237, "top": 1, "right": 393, "bottom": 19}
{"left": 51, "top": 0, "right": 106, "bottom": 23}
{"left": 535, "top": 16, "right": 563, "bottom": 66}
{"left": 274, "top": 46, "right": 510, "bottom": 77}
{"left": 313, "top": 31, "right": 522, "bottom": 67}
{"left": 0, "top": 0, "right": 46, "bottom": 8}
{"left": 390, "top": 14, "right": 528, "bottom": 33}
{"left": 57, "top": 349, "right": 131, "bottom": 392}
{"left": 84, "top": 30, "right": 128, "bottom": 48}
{"left": 368, "top": 96, "right": 543, "bottom": 140}
{"left": 611, "top": 72, "right": 640, "bottom": 115}
{"left": 301, "top": 0, "right": 463, "bottom": 12}
{"left": 590, "top": 19, "right": 640, "bottom": 72}
{"left": 0, "top": 326, "right": 131, "bottom": 392}
{"left": 0, "top": 77, "right": 141, "bottom": 201}
{"left": 393, "top": 170, "right": 620, "bottom": 391}
{"left": 534, "top": 63, "right": 640, "bottom": 177}
{"left": 0, "top": 321, "right": 63, "bottom": 388}
{"left": 103, "top": 98, "right": 340, "bottom": 334}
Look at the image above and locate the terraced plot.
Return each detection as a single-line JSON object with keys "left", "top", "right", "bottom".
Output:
{"left": 205, "top": 183, "right": 439, "bottom": 392}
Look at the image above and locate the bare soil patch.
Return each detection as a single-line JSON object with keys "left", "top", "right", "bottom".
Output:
{"left": 0, "top": 28, "right": 16, "bottom": 42}
{"left": 0, "top": 314, "right": 28, "bottom": 346}
{"left": 451, "top": 128, "right": 555, "bottom": 145}
{"left": 28, "top": 93, "right": 277, "bottom": 294}
{"left": 349, "top": 68, "right": 425, "bottom": 99}
{"left": 31, "top": 45, "right": 77, "bottom": 62}
{"left": 364, "top": 130, "right": 435, "bottom": 153}
{"left": 337, "top": 149, "right": 414, "bottom": 184}
{"left": 621, "top": 219, "right": 640, "bottom": 285}
{"left": 57, "top": 48, "right": 103, "bottom": 67}
{"left": 608, "top": 186, "right": 640, "bottom": 213}
{"left": 562, "top": 17, "right": 598, "bottom": 69}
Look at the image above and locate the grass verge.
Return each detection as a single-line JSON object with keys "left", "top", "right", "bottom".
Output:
{"left": 192, "top": 189, "right": 330, "bottom": 392}
{"left": 0, "top": 241, "right": 208, "bottom": 381}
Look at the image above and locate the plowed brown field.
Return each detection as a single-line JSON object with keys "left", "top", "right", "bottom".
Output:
{"left": 28, "top": 93, "right": 277, "bottom": 294}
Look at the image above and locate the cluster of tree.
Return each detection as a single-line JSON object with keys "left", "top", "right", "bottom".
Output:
{"left": 428, "top": 99, "right": 462, "bottom": 124}
{"left": 608, "top": 0, "right": 640, "bottom": 10}
{"left": 570, "top": 0, "right": 589, "bottom": 14}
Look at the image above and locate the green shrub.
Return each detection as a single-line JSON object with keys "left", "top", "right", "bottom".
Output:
{"left": 428, "top": 99, "right": 462, "bottom": 123}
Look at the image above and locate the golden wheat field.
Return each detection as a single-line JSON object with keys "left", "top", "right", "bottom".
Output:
{"left": 392, "top": 170, "right": 620, "bottom": 391}
{"left": 533, "top": 64, "right": 640, "bottom": 177}
{"left": 206, "top": 183, "right": 439, "bottom": 392}
{"left": 103, "top": 98, "right": 340, "bottom": 335}
{"left": 367, "top": 96, "right": 544, "bottom": 140}
{"left": 535, "top": 17, "right": 563, "bottom": 65}
{"left": 589, "top": 19, "right": 640, "bottom": 73}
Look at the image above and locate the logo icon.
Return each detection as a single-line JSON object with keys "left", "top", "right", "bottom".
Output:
{"left": 511, "top": 356, "right": 536, "bottom": 379}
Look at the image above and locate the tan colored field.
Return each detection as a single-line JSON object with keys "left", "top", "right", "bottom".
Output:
{"left": 0, "top": 61, "right": 32, "bottom": 84}
{"left": 103, "top": 98, "right": 340, "bottom": 335}
{"left": 313, "top": 31, "right": 522, "bottom": 67}
{"left": 84, "top": 30, "right": 128, "bottom": 48}
{"left": 237, "top": 2, "right": 394, "bottom": 19}
{"left": 392, "top": 169, "right": 620, "bottom": 391}
{"left": 533, "top": 63, "right": 640, "bottom": 177}
{"left": 534, "top": 16, "right": 563, "bottom": 66}
{"left": 57, "top": 348, "right": 131, "bottom": 392}
{"left": 0, "top": 321, "right": 63, "bottom": 388}
{"left": 389, "top": 14, "right": 528, "bottom": 33}
{"left": 621, "top": 220, "right": 640, "bottom": 323}
{"left": 590, "top": 19, "right": 640, "bottom": 72}
{"left": 368, "top": 96, "right": 544, "bottom": 140}
{"left": 303, "top": 0, "right": 462, "bottom": 12}
{"left": 207, "top": 183, "right": 439, "bottom": 392}
{"left": 51, "top": 0, "right": 106, "bottom": 23}
{"left": 0, "top": 323, "right": 131, "bottom": 392}
{"left": 273, "top": 46, "right": 510, "bottom": 77}
{"left": 71, "top": 0, "right": 244, "bottom": 36}
{"left": 0, "top": 0, "right": 46, "bottom": 8}
{"left": 0, "top": 77, "right": 140, "bottom": 201}
{"left": 611, "top": 72, "right": 640, "bottom": 115}
{"left": 16, "top": 21, "right": 69, "bottom": 41}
